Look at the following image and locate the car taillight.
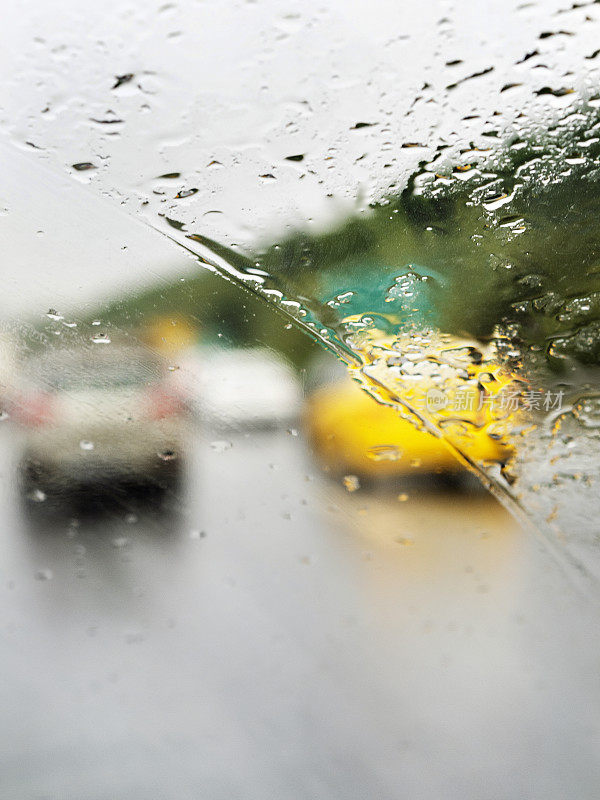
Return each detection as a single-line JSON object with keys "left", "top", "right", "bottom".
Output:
{"left": 11, "top": 392, "right": 55, "bottom": 428}
{"left": 145, "top": 384, "right": 187, "bottom": 420}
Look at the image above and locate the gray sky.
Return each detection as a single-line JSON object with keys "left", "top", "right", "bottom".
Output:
{"left": 0, "top": 139, "right": 197, "bottom": 320}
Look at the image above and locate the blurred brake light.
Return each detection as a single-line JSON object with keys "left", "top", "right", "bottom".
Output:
{"left": 145, "top": 384, "right": 187, "bottom": 419}
{"left": 12, "top": 392, "right": 55, "bottom": 428}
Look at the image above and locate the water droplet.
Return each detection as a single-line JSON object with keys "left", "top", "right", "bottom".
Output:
{"left": 91, "top": 333, "right": 110, "bottom": 344}
{"left": 343, "top": 474, "right": 360, "bottom": 492}
{"left": 112, "top": 73, "right": 134, "bottom": 89}
{"left": 327, "top": 291, "right": 355, "bottom": 308}
{"left": 79, "top": 440, "right": 94, "bottom": 451}
{"left": 367, "top": 445, "right": 403, "bottom": 462}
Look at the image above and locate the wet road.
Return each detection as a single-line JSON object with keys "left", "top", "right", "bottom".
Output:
{"left": 1, "top": 424, "right": 599, "bottom": 799}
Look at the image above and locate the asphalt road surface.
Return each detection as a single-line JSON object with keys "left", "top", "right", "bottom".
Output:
{"left": 1, "top": 423, "right": 599, "bottom": 799}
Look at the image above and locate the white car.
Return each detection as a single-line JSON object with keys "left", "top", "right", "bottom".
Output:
{"left": 189, "top": 347, "right": 302, "bottom": 429}
{"left": 11, "top": 343, "right": 191, "bottom": 505}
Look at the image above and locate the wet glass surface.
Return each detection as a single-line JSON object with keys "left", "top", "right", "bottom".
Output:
{"left": 2, "top": 0, "right": 600, "bottom": 797}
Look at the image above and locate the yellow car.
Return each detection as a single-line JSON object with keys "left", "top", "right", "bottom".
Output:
{"left": 305, "top": 326, "right": 524, "bottom": 479}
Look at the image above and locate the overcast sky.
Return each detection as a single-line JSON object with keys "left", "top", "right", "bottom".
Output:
{"left": 0, "top": 139, "right": 198, "bottom": 320}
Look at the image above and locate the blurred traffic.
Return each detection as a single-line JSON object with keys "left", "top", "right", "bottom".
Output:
{"left": 0, "top": 309, "right": 500, "bottom": 518}
{"left": 0, "top": 255, "right": 596, "bottom": 800}
{"left": 2, "top": 315, "right": 598, "bottom": 799}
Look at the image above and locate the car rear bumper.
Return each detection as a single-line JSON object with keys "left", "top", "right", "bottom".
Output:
{"left": 19, "top": 419, "right": 188, "bottom": 485}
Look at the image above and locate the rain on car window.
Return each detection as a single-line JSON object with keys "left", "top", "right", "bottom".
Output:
{"left": 2, "top": 1, "right": 600, "bottom": 798}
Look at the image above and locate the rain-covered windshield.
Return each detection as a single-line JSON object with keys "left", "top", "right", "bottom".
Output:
{"left": 2, "top": 1, "right": 600, "bottom": 797}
